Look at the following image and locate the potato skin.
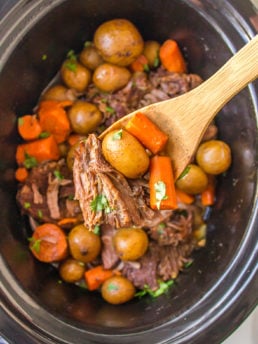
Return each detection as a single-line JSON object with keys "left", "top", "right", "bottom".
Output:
{"left": 196, "top": 140, "right": 231, "bottom": 175}
{"left": 113, "top": 228, "right": 148, "bottom": 261}
{"left": 59, "top": 258, "right": 85, "bottom": 283}
{"left": 68, "top": 224, "right": 101, "bottom": 263}
{"left": 79, "top": 45, "right": 104, "bottom": 70}
{"left": 176, "top": 164, "right": 208, "bottom": 195}
{"left": 94, "top": 19, "right": 144, "bottom": 66}
{"left": 61, "top": 60, "right": 91, "bottom": 92}
{"left": 102, "top": 129, "right": 149, "bottom": 179}
{"left": 68, "top": 101, "right": 102, "bottom": 134}
{"left": 143, "top": 40, "right": 161, "bottom": 68}
{"left": 101, "top": 276, "right": 135, "bottom": 304}
{"left": 42, "top": 84, "right": 77, "bottom": 102}
{"left": 93, "top": 63, "right": 131, "bottom": 93}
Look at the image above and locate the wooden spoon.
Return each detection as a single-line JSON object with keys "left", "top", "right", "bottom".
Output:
{"left": 100, "top": 35, "right": 258, "bottom": 179}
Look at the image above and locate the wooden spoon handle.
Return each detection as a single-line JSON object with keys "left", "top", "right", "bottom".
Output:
{"left": 193, "top": 34, "right": 258, "bottom": 120}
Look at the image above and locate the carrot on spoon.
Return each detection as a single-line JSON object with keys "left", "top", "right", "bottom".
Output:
{"left": 125, "top": 112, "right": 168, "bottom": 154}
{"left": 149, "top": 155, "right": 177, "bottom": 210}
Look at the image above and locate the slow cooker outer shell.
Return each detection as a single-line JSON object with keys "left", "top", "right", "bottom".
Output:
{"left": 0, "top": 0, "right": 257, "bottom": 343}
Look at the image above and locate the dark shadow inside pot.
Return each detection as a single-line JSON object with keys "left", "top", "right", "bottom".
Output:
{"left": 0, "top": 0, "right": 257, "bottom": 343}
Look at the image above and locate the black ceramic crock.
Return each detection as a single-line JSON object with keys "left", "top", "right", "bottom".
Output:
{"left": 0, "top": 1, "right": 257, "bottom": 343}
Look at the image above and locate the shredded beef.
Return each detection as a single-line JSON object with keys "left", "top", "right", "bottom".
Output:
{"left": 122, "top": 239, "right": 195, "bottom": 290}
{"left": 101, "top": 224, "right": 120, "bottom": 270}
{"left": 16, "top": 159, "right": 82, "bottom": 225}
{"left": 73, "top": 134, "right": 173, "bottom": 231}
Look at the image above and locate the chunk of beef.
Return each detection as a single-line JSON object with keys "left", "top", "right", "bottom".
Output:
{"left": 122, "top": 239, "right": 195, "bottom": 290}
{"left": 16, "top": 159, "right": 82, "bottom": 226}
{"left": 73, "top": 134, "right": 173, "bottom": 231}
{"left": 101, "top": 224, "right": 120, "bottom": 270}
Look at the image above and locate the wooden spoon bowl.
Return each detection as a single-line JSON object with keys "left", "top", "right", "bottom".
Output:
{"left": 100, "top": 35, "right": 258, "bottom": 179}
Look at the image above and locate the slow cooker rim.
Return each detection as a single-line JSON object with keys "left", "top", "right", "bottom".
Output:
{"left": 0, "top": 0, "right": 257, "bottom": 343}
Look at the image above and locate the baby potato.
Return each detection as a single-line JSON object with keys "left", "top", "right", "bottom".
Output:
{"left": 101, "top": 276, "right": 135, "bottom": 304}
{"left": 68, "top": 101, "right": 102, "bottom": 134}
{"left": 113, "top": 228, "right": 148, "bottom": 261}
{"left": 68, "top": 224, "right": 101, "bottom": 263}
{"left": 41, "top": 84, "right": 77, "bottom": 102}
{"left": 143, "top": 40, "right": 160, "bottom": 68}
{"left": 196, "top": 140, "right": 232, "bottom": 175}
{"left": 59, "top": 258, "right": 85, "bottom": 283}
{"left": 93, "top": 63, "right": 131, "bottom": 93}
{"left": 94, "top": 19, "right": 144, "bottom": 66}
{"left": 176, "top": 164, "right": 208, "bottom": 195}
{"left": 102, "top": 129, "right": 149, "bottom": 179}
{"left": 61, "top": 60, "right": 91, "bottom": 92}
{"left": 79, "top": 44, "right": 104, "bottom": 70}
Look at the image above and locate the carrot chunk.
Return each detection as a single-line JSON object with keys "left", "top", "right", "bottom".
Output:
{"left": 29, "top": 223, "right": 68, "bottom": 262}
{"left": 149, "top": 155, "right": 177, "bottom": 210}
{"left": 16, "top": 135, "right": 60, "bottom": 166}
{"left": 201, "top": 175, "right": 216, "bottom": 206}
{"left": 15, "top": 167, "right": 29, "bottom": 182}
{"left": 18, "top": 115, "right": 42, "bottom": 141}
{"left": 175, "top": 188, "right": 195, "bottom": 205}
{"left": 38, "top": 100, "right": 72, "bottom": 143}
{"left": 125, "top": 112, "right": 168, "bottom": 154}
{"left": 159, "top": 39, "right": 187, "bottom": 73}
{"left": 84, "top": 265, "right": 114, "bottom": 291}
{"left": 130, "top": 54, "right": 149, "bottom": 72}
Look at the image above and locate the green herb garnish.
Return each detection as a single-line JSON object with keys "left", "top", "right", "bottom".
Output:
{"left": 112, "top": 129, "right": 123, "bottom": 141}
{"left": 67, "top": 50, "right": 77, "bottom": 60}
{"left": 42, "top": 54, "right": 47, "bottom": 61}
{"left": 68, "top": 194, "right": 74, "bottom": 200}
{"left": 28, "top": 237, "right": 41, "bottom": 253}
{"left": 135, "top": 280, "right": 174, "bottom": 298}
{"left": 65, "top": 61, "right": 77, "bottom": 72}
{"left": 90, "top": 194, "right": 111, "bottom": 214}
{"left": 93, "top": 225, "right": 100, "bottom": 235}
{"left": 37, "top": 210, "right": 43, "bottom": 219}
{"left": 184, "top": 259, "right": 193, "bottom": 269}
{"left": 153, "top": 56, "right": 160, "bottom": 68}
{"left": 154, "top": 181, "right": 168, "bottom": 209}
{"left": 84, "top": 41, "right": 92, "bottom": 48}
{"left": 106, "top": 106, "right": 115, "bottom": 114}
{"left": 39, "top": 131, "right": 50, "bottom": 139}
{"left": 18, "top": 117, "right": 24, "bottom": 126}
{"left": 54, "top": 170, "right": 64, "bottom": 181}
{"left": 24, "top": 202, "right": 31, "bottom": 209}
{"left": 143, "top": 64, "right": 150, "bottom": 72}
{"left": 24, "top": 152, "right": 37, "bottom": 169}
{"left": 107, "top": 283, "right": 119, "bottom": 291}
{"left": 178, "top": 165, "right": 191, "bottom": 180}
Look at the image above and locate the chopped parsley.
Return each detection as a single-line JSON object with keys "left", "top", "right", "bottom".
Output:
{"left": 184, "top": 259, "right": 193, "bottom": 269}
{"left": 18, "top": 117, "right": 24, "bottom": 126}
{"left": 68, "top": 194, "right": 74, "bottom": 200}
{"left": 90, "top": 194, "right": 111, "bottom": 214}
{"left": 143, "top": 64, "right": 150, "bottom": 72}
{"left": 24, "top": 152, "right": 37, "bottom": 169}
{"left": 153, "top": 56, "right": 160, "bottom": 68}
{"left": 84, "top": 41, "right": 92, "bottom": 48}
{"left": 54, "top": 170, "right": 64, "bottom": 181}
{"left": 154, "top": 181, "right": 168, "bottom": 209}
{"left": 107, "top": 283, "right": 119, "bottom": 292}
{"left": 157, "top": 222, "right": 166, "bottom": 235}
{"left": 24, "top": 202, "right": 31, "bottom": 209}
{"left": 135, "top": 280, "right": 174, "bottom": 298}
{"left": 37, "top": 210, "right": 43, "bottom": 219}
{"left": 106, "top": 106, "right": 115, "bottom": 114}
{"left": 38, "top": 131, "right": 50, "bottom": 139}
{"left": 28, "top": 237, "right": 41, "bottom": 253}
{"left": 42, "top": 54, "right": 47, "bottom": 61}
{"left": 93, "top": 225, "right": 100, "bottom": 235}
{"left": 112, "top": 129, "right": 123, "bottom": 141}
{"left": 65, "top": 60, "right": 77, "bottom": 72}
{"left": 178, "top": 165, "right": 191, "bottom": 180}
